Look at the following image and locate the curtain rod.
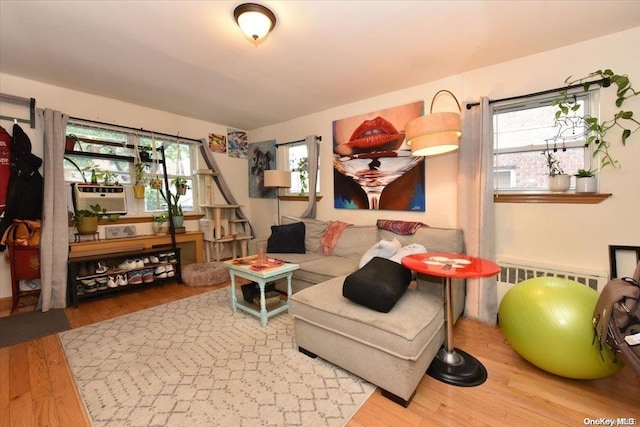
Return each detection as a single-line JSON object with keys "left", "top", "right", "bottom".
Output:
{"left": 275, "top": 135, "right": 322, "bottom": 148}
{"left": 69, "top": 116, "right": 202, "bottom": 143}
{"left": 465, "top": 78, "right": 610, "bottom": 110}
{"left": 0, "top": 93, "right": 36, "bottom": 128}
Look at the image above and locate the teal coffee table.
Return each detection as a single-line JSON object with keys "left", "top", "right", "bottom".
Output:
{"left": 224, "top": 256, "right": 299, "bottom": 326}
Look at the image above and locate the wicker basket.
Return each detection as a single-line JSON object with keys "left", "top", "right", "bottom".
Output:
{"left": 253, "top": 291, "right": 281, "bottom": 308}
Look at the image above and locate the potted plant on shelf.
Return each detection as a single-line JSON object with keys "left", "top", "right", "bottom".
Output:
{"left": 73, "top": 204, "right": 119, "bottom": 235}
{"left": 65, "top": 134, "right": 80, "bottom": 152}
{"left": 574, "top": 169, "right": 597, "bottom": 193}
{"left": 171, "top": 177, "right": 188, "bottom": 195}
{"left": 552, "top": 69, "right": 639, "bottom": 169}
{"left": 133, "top": 162, "right": 147, "bottom": 199}
{"left": 542, "top": 149, "right": 570, "bottom": 192}
{"left": 151, "top": 212, "right": 169, "bottom": 235}
{"left": 169, "top": 193, "right": 184, "bottom": 227}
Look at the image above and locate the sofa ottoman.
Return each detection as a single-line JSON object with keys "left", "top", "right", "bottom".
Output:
{"left": 289, "top": 275, "right": 445, "bottom": 406}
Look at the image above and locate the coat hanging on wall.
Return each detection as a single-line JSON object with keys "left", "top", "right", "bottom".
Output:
{"left": 0, "top": 126, "right": 11, "bottom": 216}
{"left": 0, "top": 123, "right": 43, "bottom": 251}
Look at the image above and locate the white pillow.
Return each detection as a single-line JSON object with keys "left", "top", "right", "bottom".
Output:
{"left": 358, "top": 238, "right": 402, "bottom": 268}
{"left": 389, "top": 244, "right": 428, "bottom": 264}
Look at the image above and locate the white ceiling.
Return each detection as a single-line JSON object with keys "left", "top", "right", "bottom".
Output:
{"left": 1, "top": 1, "right": 639, "bottom": 130}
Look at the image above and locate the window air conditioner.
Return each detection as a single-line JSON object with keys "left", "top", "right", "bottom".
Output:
{"left": 72, "top": 184, "right": 127, "bottom": 215}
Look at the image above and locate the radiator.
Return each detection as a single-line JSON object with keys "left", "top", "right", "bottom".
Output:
{"left": 496, "top": 258, "right": 609, "bottom": 303}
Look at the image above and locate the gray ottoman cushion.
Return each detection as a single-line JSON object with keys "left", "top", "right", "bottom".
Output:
{"left": 290, "top": 275, "right": 444, "bottom": 360}
{"left": 182, "top": 262, "right": 229, "bottom": 286}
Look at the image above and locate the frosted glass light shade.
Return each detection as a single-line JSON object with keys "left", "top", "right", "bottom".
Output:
{"left": 234, "top": 3, "right": 276, "bottom": 41}
{"left": 264, "top": 170, "right": 291, "bottom": 188}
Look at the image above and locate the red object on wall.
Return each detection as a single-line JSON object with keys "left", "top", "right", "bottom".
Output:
{"left": 0, "top": 126, "right": 11, "bottom": 215}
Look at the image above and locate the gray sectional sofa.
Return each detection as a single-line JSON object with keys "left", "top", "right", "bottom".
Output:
{"left": 255, "top": 215, "right": 466, "bottom": 406}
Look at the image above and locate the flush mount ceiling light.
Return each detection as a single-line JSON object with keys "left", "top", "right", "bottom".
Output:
{"left": 234, "top": 3, "right": 277, "bottom": 42}
{"left": 405, "top": 90, "right": 462, "bottom": 157}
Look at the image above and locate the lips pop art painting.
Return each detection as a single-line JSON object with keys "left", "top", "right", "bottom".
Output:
{"left": 333, "top": 101, "right": 425, "bottom": 211}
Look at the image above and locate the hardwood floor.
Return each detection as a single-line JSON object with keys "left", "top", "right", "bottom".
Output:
{"left": 1, "top": 282, "right": 638, "bottom": 427}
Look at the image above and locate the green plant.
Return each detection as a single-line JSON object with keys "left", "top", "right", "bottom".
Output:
{"left": 133, "top": 162, "right": 147, "bottom": 185}
{"left": 542, "top": 150, "right": 565, "bottom": 177}
{"left": 152, "top": 212, "right": 169, "bottom": 224}
{"left": 552, "top": 69, "right": 639, "bottom": 169}
{"left": 73, "top": 204, "right": 119, "bottom": 222}
{"left": 63, "top": 157, "right": 101, "bottom": 184}
{"left": 169, "top": 192, "right": 183, "bottom": 217}
{"left": 575, "top": 168, "right": 596, "bottom": 177}
{"left": 171, "top": 176, "right": 188, "bottom": 187}
{"left": 293, "top": 157, "right": 309, "bottom": 194}
{"left": 101, "top": 170, "right": 119, "bottom": 186}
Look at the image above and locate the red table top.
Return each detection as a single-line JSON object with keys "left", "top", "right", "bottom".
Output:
{"left": 401, "top": 252, "right": 501, "bottom": 279}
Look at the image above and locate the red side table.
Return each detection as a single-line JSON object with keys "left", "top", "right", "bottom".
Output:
{"left": 402, "top": 252, "right": 500, "bottom": 387}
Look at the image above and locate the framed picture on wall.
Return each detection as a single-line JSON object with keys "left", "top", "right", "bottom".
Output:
{"left": 248, "top": 140, "right": 277, "bottom": 199}
{"left": 333, "top": 101, "right": 425, "bottom": 211}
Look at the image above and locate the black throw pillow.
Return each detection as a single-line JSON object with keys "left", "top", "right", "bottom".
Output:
{"left": 267, "top": 222, "right": 306, "bottom": 254}
{"left": 343, "top": 257, "right": 412, "bottom": 313}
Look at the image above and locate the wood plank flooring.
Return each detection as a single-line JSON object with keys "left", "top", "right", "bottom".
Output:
{"left": 1, "top": 282, "right": 638, "bottom": 427}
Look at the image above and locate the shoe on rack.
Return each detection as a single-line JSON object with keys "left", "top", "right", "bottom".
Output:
{"left": 107, "top": 276, "right": 117, "bottom": 288}
{"left": 165, "top": 264, "right": 175, "bottom": 278}
{"left": 118, "top": 260, "right": 136, "bottom": 271}
{"left": 142, "top": 268, "right": 154, "bottom": 283}
{"left": 128, "top": 270, "right": 143, "bottom": 285}
{"left": 142, "top": 257, "right": 150, "bottom": 265}
{"left": 159, "top": 253, "right": 168, "bottom": 263}
{"left": 116, "top": 274, "right": 128, "bottom": 286}
{"left": 154, "top": 265, "right": 166, "bottom": 275}
{"left": 96, "top": 262, "right": 108, "bottom": 274}
{"left": 134, "top": 259, "right": 144, "bottom": 269}
{"left": 96, "top": 277, "right": 109, "bottom": 290}
{"left": 149, "top": 255, "right": 160, "bottom": 264}
{"left": 81, "top": 279, "right": 98, "bottom": 293}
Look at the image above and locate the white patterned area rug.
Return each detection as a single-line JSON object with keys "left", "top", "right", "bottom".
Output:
{"left": 60, "top": 288, "right": 374, "bottom": 427}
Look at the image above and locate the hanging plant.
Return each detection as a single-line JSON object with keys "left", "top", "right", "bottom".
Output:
{"left": 294, "top": 157, "right": 308, "bottom": 195}
{"left": 552, "top": 69, "right": 639, "bottom": 169}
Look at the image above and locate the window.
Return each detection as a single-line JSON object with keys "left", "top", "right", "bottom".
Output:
{"left": 64, "top": 122, "right": 195, "bottom": 214}
{"left": 493, "top": 91, "right": 594, "bottom": 191}
{"left": 286, "top": 142, "right": 319, "bottom": 195}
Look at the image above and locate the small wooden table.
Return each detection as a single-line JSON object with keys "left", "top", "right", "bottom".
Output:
{"left": 402, "top": 252, "right": 500, "bottom": 387}
{"left": 224, "top": 256, "right": 299, "bottom": 327}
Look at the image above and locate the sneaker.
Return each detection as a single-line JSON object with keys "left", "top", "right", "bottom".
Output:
{"left": 118, "top": 260, "right": 136, "bottom": 271}
{"left": 159, "top": 253, "right": 168, "bottom": 263}
{"left": 96, "top": 277, "right": 109, "bottom": 290}
{"left": 156, "top": 272, "right": 167, "bottom": 279}
{"left": 154, "top": 265, "right": 166, "bottom": 275}
{"left": 149, "top": 255, "right": 160, "bottom": 264}
{"left": 96, "top": 262, "right": 108, "bottom": 274}
{"left": 134, "top": 259, "right": 144, "bottom": 269}
{"left": 107, "top": 276, "right": 117, "bottom": 288}
{"left": 116, "top": 274, "right": 128, "bottom": 286}
{"left": 142, "top": 268, "right": 154, "bottom": 283}
{"left": 142, "top": 257, "right": 150, "bottom": 265}
{"left": 165, "top": 264, "right": 175, "bottom": 278}
{"left": 82, "top": 279, "right": 98, "bottom": 293}
{"left": 128, "top": 270, "right": 143, "bottom": 285}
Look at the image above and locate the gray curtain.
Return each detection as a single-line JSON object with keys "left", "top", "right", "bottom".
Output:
{"left": 300, "top": 135, "right": 319, "bottom": 219}
{"left": 199, "top": 139, "right": 254, "bottom": 237}
{"left": 457, "top": 97, "right": 497, "bottom": 324}
{"left": 39, "top": 108, "right": 69, "bottom": 311}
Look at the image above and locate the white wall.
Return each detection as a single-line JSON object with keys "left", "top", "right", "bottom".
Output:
{"left": 1, "top": 26, "right": 638, "bottom": 300}
{"left": 250, "top": 27, "right": 640, "bottom": 285}
{"left": 0, "top": 74, "right": 251, "bottom": 298}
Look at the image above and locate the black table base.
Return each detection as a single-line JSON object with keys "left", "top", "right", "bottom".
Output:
{"left": 427, "top": 346, "right": 487, "bottom": 387}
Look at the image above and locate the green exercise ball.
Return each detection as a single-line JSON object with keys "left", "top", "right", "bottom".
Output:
{"left": 498, "top": 277, "right": 623, "bottom": 379}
